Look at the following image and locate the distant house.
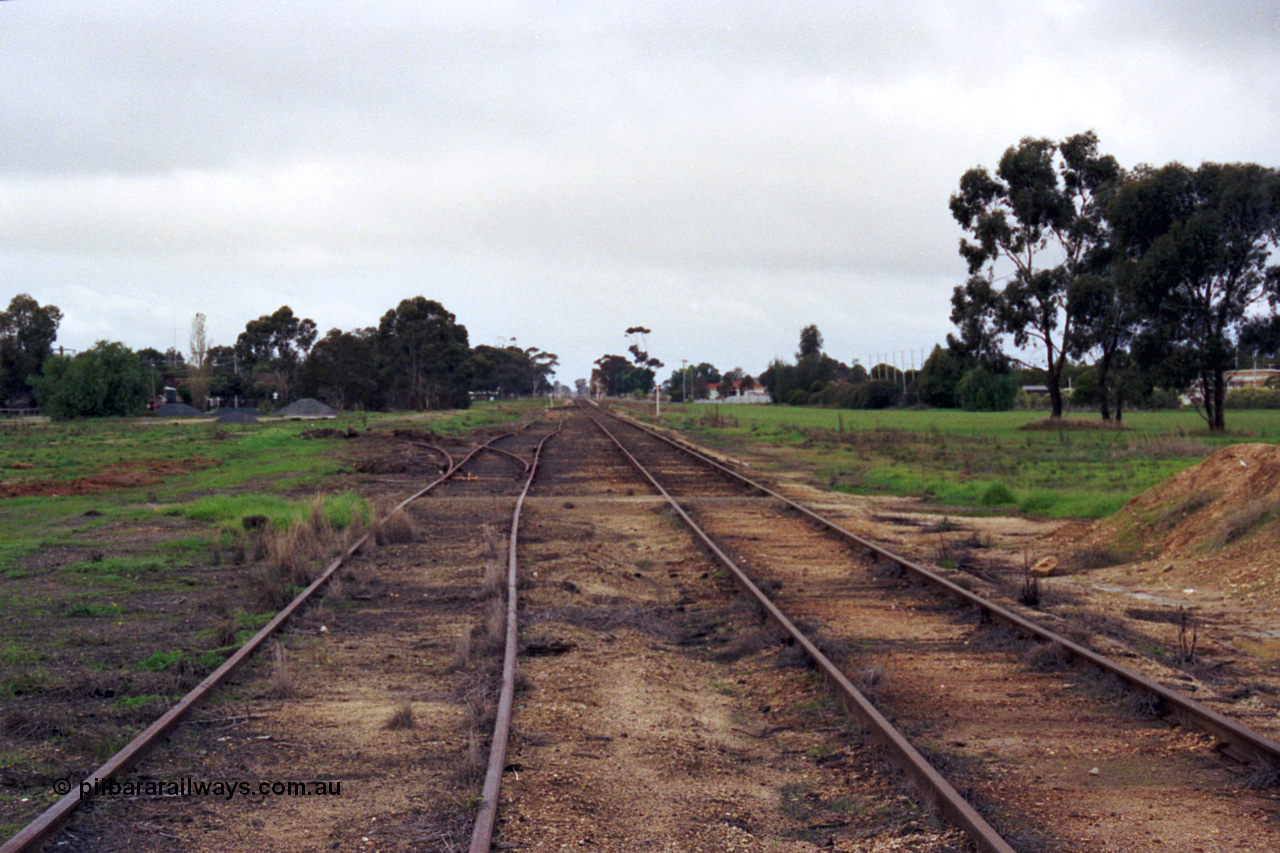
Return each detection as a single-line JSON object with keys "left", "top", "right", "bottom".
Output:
{"left": 703, "top": 380, "right": 770, "bottom": 404}
{"left": 1225, "top": 368, "right": 1280, "bottom": 389}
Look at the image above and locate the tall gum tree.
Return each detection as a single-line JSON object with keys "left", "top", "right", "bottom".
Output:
{"left": 0, "top": 293, "right": 62, "bottom": 407}
{"left": 949, "top": 132, "right": 1121, "bottom": 418}
{"left": 1109, "top": 162, "right": 1280, "bottom": 431}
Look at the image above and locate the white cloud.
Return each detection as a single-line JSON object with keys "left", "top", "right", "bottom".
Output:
{"left": 0, "top": 0, "right": 1276, "bottom": 382}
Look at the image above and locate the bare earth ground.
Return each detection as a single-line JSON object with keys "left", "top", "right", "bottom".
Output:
{"left": 736, "top": 438, "right": 1280, "bottom": 747}
{"left": 4, "top": 416, "right": 1280, "bottom": 852}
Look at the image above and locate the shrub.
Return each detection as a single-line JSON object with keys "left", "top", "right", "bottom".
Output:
{"left": 956, "top": 366, "right": 1019, "bottom": 412}
{"left": 33, "top": 341, "right": 152, "bottom": 420}
{"left": 1225, "top": 388, "right": 1280, "bottom": 409}
{"left": 980, "top": 482, "right": 1016, "bottom": 506}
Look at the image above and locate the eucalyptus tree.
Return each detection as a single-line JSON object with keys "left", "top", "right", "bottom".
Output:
{"left": 949, "top": 131, "right": 1121, "bottom": 418}
{"left": 1109, "top": 161, "right": 1280, "bottom": 430}
{"left": 375, "top": 297, "right": 472, "bottom": 410}
{"left": 235, "top": 305, "right": 317, "bottom": 404}
{"left": 0, "top": 293, "right": 62, "bottom": 406}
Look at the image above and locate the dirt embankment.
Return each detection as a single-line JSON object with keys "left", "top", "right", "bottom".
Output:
{"left": 1070, "top": 443, "right": 1280, "bottom": 603}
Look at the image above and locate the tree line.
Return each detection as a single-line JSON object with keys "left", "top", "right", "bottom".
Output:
{"left": 753, "top": 134, "right": 1280, "bottom": 430}
{"left": 2, "top": 295, "right": 559, "bottom": 420}
{"left": 947, "top": 131, "right": 1280, "bottom": 431}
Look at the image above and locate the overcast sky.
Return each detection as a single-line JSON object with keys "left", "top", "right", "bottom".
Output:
{"left": 2, "top": 1, "right": 1277, "bottom": 386}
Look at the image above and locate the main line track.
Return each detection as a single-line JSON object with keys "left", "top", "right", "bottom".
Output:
{"left": 569, "top": 401, "right": 1280, "bottom": 852}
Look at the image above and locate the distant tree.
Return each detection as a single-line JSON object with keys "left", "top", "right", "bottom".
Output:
{"left": 298, "top": 328, "right": 378, "bottom": 410}
{"left": 0, "top": 294, "right": 62, "bottom": 406}
{"left": 797, "top": 325, "right": 823, "bottom": 359}
{"left": 1239, "top": 314, "right": 1280, "bottom": 366}
{"left": 956, "top": 365, "right": 1020, "bottom": 412}
{"left": 375, "top": 297, "right": 472, "bottom": 410}
{"left": 186, "top": 313, "right": 211, "bottom": 411}
{"left": 916, "top": 345, "right": 965, "bottom": 408}
{"left": 235, "top": 306, "right": 317, "bottom": 404}
{"left": 688, "top": 362, "right": 720, "bottom": 400}
{"left": 470, "top": 345, "right": 559, "bottom": 397}
{"left": 950, "top": 131, "right": 1121, "bottom": 418}
{"left": 759, "top": 328, "right": 849, "bottom": 405}
{"left": 1109, "top": 162, "right": 1280, "bottom": 430}
{"left": 574, "top": 378, "right": 589, "bottom": 397}
{"left": 34, "top": 341, "right": 151, "bottom": 420}
{"left": 663, "top": 368, "right": 686, "bottom": 402}
{"left": 718, "top": 367, "right": 748, "bottom": 398}
{"left": 204, "top": 344, "right": 249, "bottom": 404}
{"left": 591, "top": 354, "right": 653, "bottom": 396}
{"left": 625, "top": 326, "right": 664, "bottom": 373}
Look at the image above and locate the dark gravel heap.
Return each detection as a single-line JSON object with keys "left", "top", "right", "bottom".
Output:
{"left": 153, "top": 403, "right": 204, "bottom": 417}
{"left": 275, "top": 397, "right": 339, "bottom": 418}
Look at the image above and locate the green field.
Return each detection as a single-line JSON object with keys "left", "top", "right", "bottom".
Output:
{"left": 0, "top": 402, "right": 541, "bottom": 577}
{"left": 647, "top": 404, "right": 1280, "bottom": 519}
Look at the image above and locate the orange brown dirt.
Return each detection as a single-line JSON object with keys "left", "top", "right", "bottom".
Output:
{"left": 0, "top": 458, "right": 220, "bottom": 498}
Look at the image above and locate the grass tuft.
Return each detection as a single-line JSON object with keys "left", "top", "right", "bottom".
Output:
{"left": 384, "top": 701, "right": 415, "bottom": 730}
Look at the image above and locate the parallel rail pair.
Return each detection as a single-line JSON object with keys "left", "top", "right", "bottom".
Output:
{"left": 578, "top": 400, "right": 1280, "bottom": 853}
{"left": 2, "top": 418, "right": 556, "bottom": 853}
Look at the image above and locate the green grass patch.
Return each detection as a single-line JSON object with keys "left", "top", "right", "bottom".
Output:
{"left": 647, "top": 404, "right": 1263, "bottom": 519}
{"left": 62, "top": 602, "right": 124, "bottom": 618}
{"left": 170, "top": 490, "right": 371, "bottom": 533}
{"left": 139, "top": 650, "right": 185, "bottom": 672}
{"left": 114, "top": 693, "right": 168, "bottom": 710}
{"left": 0, "top": 643, "right": 43, "bottom": 666}
{"left": 64, "top": 556, "right": 166, "bottom": 575}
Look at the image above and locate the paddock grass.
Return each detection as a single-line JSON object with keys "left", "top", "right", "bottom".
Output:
{"left": 0, "top": 401, "right": 533, "bottom": 579}
{"left": 647, "top": 404, "right": 1279, "bottom": 520}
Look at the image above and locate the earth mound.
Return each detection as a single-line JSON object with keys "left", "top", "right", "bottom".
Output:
{"left": 1067, "top": 443, "right": 1280, "bottom": 599}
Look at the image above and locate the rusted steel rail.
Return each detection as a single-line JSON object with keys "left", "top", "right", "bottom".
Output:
{"left": 591, "top": 401, "right": 1280, "bottom": 773}
{"left": 1, "top": 423, "right": 535, "bottom": 853}
{"left": 579, "top": 404, "right": 1017, "bottom": 853}
{"left": 468, "top": 416, "right": 563, "bottom": 853}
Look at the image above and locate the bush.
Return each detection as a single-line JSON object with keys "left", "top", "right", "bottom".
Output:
{"left": 1225, "top": 388, "right": 1280, "bottom": 409}
{"left": 1015, "top": 389, "right": 1051, "bottom": 410}
{"left": 956, "top": 366, "right": 1019, "bottom": 412}
{"left": 33, "top": 341, "right": 152, "bottom": 420}
{"left": 980, "top": 483, "right": 1017, "bottom": 506}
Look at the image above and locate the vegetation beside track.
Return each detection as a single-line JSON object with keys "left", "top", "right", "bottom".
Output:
{"left": 626, "top": 403, "right": 1280, "bottom": 519}
{"left": 0, "top": 401, "right": 535, "bottom": 838}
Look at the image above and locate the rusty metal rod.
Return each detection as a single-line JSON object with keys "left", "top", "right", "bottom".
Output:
{"left": 468, "top": 416, "right": 563, "bottom": 853}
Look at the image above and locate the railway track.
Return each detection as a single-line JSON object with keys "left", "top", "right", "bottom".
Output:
{"left": 557, "top": 401, "right": 1280, "bottom": 851}
{"left": 3, "top": 415, "right": 559, "bottom": 853}
{"left": 12, "top": 404, "right": 1280, "bottom": 851}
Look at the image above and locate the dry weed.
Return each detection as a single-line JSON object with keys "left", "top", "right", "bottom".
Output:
{"left": 1023, "top": 642, "right": 1074, "bottom": 673}
{"left": 308, "top": 494, "right": 333, "bottom": 539}
{"left": 452, "top": 729, "right": 486, "bottom": 785}
{"left": 265, "top": 641, "right": 295, "bottom": 698}
{"left": 375, "top": 500, "right": 417, "bottom": 545}
{"left": 383, "top": 701, "right": 415, "bottom": 730}
{"left": 1207, "top": 499, "right": 1280, "bottom": 550}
